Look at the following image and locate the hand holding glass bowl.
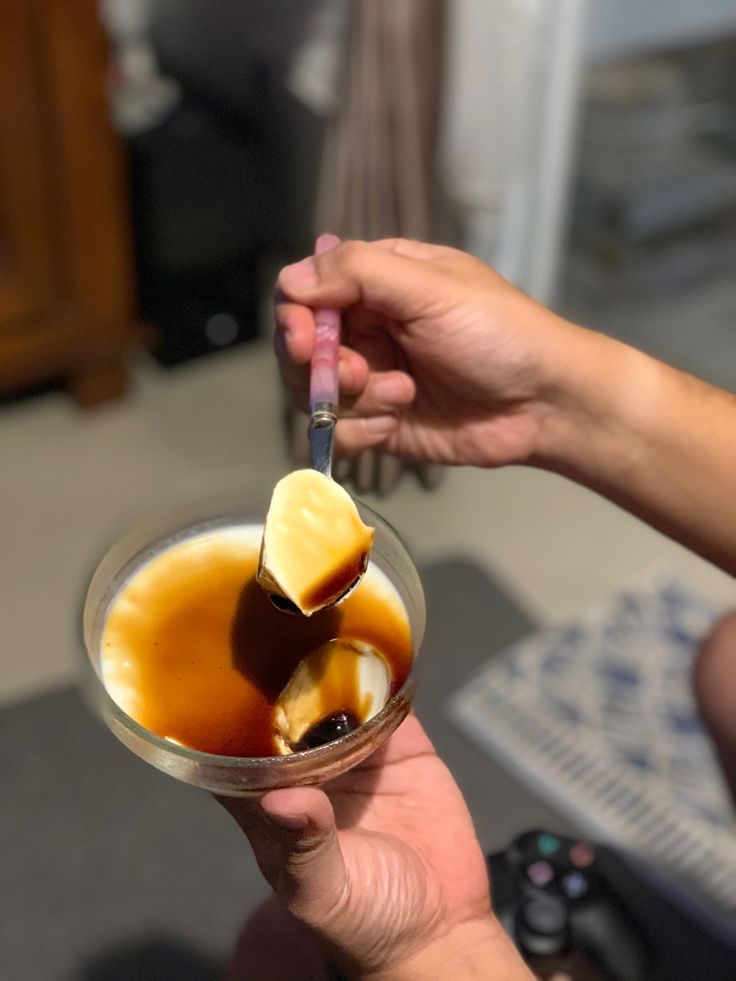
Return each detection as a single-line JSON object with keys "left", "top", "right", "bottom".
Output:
{"left": 81, "top": 475, "right": 425, "bottom": 796}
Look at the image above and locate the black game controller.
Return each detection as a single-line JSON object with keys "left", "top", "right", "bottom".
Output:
{"left": 489, "top": 831, "right": 652, "bottom": 981}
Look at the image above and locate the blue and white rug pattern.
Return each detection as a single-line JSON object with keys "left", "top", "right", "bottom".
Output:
{"left": 448, "top": 573, "right": 736, "bottom": 928}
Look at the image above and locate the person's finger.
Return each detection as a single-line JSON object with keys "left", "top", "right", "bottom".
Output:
{"left": 366, "top": 237, "right": 454, "bottom": 261}
{"left": 277, "top": 240, "right": 449, "bottom": 323}
{"left": 273, "top": 291, "right": 316, "bottom": 366}
{"left": 341, "top": 370, "right": 416, "bottom": 417}
{"left": 220, "top": 788, "right": 348, "bottom": 925}
{"left": 333, "top": 416, "right": 400, "bottom": 456}
{"left": 274, "top": 237, "right": 450, "bottom": 344}
{"left": 274, "top": 331, "right": 371, "bottom": 406}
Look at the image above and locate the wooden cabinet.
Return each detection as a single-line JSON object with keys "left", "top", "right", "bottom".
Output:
{"left": 0, "top": 0, "right": 138, "bottom": 404}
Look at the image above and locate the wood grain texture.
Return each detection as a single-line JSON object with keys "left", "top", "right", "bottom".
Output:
{"left": 0, "top": 0, "right": 139, "bottom": 404}
{"left": 0, "top": 0, "right": 56, "bottom": 325}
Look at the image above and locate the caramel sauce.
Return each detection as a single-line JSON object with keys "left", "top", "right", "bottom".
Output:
{"left": 302, "top": 551, "right": 368, "bottom": 613}
{"left": 101, "top": 526, "right": 413, "bottom": 757}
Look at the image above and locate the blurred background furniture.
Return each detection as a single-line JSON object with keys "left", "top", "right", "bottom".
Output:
{"left": 303, "top": 0, "right": 446, "bottom": 494}
{"left": 0, "top": 0, "right": 138, "bottom": 405}
{"left": 113, "top": 0, "right": 326, "bottom": 366}
{"left": 129, "top": 0, "right": 446, "bottom": 490}
{"left": 441, "top": 0, "right": 736, "bottom": 306}
{"left": 568, "top": 48, "right": 736, "bottom": 299}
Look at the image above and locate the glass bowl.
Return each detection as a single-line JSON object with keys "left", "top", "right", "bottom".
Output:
{"left": 81, "top": 472, "right": 425, "bottom": 796}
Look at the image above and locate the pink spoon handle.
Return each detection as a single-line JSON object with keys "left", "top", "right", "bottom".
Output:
{"left": 310, "top": 233, "right": 341, "bottom": 413}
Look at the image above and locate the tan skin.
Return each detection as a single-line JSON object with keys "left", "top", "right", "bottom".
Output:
{"left": 223, "top": 715, "right": 530, "bottom": 981}
{"left": 275, "top": 238, "right": 736, "bottom": 572}
{"left": 273, "top": 238, "right": 564, "bottom": 468}
{"left": 222, "top": 238, "right": 736, "bottom": 980}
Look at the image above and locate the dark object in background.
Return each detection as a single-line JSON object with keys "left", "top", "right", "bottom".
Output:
{"left": 77, "top": 938, "right": 222, "bottom": 981}
{"left": 490, "top": 830, "right": 651, "bottom": 980}
{"left": 490, "top": 829, "right": 735, "bottom": 981}
{"left": 128, "top": 1, "right": 326, "bottom": 366}
{"left": 128, "top": 99, "right": 267, "bottom": 366}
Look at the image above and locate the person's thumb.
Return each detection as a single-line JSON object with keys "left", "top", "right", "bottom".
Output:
{"left": 220, "top": 787, "right": 348, "bottom": 924}
{"left": 277, "top": 239, "right": 444, "bottom": 323}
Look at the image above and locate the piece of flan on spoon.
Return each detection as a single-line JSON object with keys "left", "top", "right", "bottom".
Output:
{"left": 257, "top": 469, "right": 374, "bottom": 615}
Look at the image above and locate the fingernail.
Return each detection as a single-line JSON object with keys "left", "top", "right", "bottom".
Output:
{"left": 280, "top": 257, "right": 319, "bottom": 292}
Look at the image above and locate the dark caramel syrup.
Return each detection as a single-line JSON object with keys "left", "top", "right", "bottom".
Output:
{"left": 302, "top": 551, "right": 368, "bottom": 611}
{"left": 101, "top": 527, "right": 413, "bottom": 757}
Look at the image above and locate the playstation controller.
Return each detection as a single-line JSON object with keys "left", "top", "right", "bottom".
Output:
{"left": 489, "top": 830, "right": 653, "bottom": 981}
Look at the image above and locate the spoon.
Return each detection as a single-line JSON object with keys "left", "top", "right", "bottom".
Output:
{"left": 264, "top": 235, "right": 371, "bottom": 615}
{"left": 308, "top": 233, "right": 342, "bottom": 477}
{"left": 264, "top": 240, "right": 391, "bottom": 741}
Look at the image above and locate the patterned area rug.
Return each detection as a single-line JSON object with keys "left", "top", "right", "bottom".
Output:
{"left": 448, "top": 572, "right": 736, "bottom": 940}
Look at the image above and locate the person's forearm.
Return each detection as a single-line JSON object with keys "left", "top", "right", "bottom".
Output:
{"left": 358, "top": 917, "right": 534, "bottom": 981}
{"left": 535, "top": 321, "right": 736, "bottom": 576}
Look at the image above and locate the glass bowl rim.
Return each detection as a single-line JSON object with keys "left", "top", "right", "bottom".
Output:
{"left": 82, "top": 495, "right": 425, "bottom": 771}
